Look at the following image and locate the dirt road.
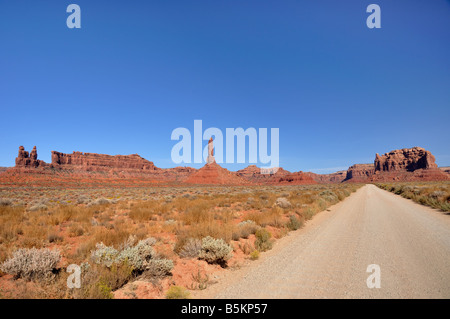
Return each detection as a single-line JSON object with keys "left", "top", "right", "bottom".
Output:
{"left": 196, "top": 184, "right": 450, "bottom": 298}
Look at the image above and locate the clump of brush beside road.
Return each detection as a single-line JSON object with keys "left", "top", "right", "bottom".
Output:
{"left": 377, "top": 182, "right": 450, "bottom": 212}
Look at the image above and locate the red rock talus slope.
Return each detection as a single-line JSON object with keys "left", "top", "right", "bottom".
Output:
{"left": 185, "top": 162, "right": 250, "bottom": 185}
{"left": 270, "top": 171, "right": 317, "bottom": 185}
{"left": 236, "top": 165, "right": 290, "bottom": 183}
{"left": 307, "top": 171, "right": 347, "bottom": 183}
{"left": 235, "top": 165, "right": 317, "bottom": 185}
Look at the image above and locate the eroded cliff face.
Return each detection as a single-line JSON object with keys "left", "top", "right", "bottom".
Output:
{"left": 51, "top": 151, "right": 159, "bottom": 171}
{"left": 344, "top": 164, "right": 375, "bottom": 182}
{"left": 374, "top": 147, "right": 437, "bottom": 172}
{"left": 307, "top": 171, "right": 347, "bottom": 184}
{"left": 11, "top": 146, "right": 196, "bottom": 184}
{"left": 343, "top": 147, "right": 448, "bottom": 182}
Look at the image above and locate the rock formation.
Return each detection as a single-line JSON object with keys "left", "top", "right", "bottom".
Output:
{"left": 207, "top": 137, "right": 215, "bottom": 164}
{"left": 344, "top": 164, "right": 375, "bottom": 182}
{"left": 15, "top": 146, "right": 47, "bottom": 168}
{"left": 8, "top": 145, "right": 449, "bottom": 186}
{"left": 11, "top": 146, "right": 198, "bottom": 184}
{"left": 307, "top": 171, "right": 347, "bottom": 184}
{"left": 374, "top": 147, "right": 437, "bottom": 172}
{"left": 343, "top": 147, "right": 448, "bottom": 182}
{"left": 185, "top": 162, "right": 249, "bottom": 185}
{"left": 51, "top": 151, "right": 159, "bottom": 171}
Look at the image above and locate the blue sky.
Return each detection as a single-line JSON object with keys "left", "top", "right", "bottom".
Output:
{"left": 1, "top": 0, "right": 449, "bottom": 173}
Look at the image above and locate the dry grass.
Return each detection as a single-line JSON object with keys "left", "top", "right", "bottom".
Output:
{"left": 377, "top": 182, "right": 450, "bottom": 212}
{"left": 0, "top": 183, "right": 361, "bottom": 298}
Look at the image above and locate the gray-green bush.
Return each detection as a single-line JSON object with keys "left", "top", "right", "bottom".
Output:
{"left": 0, "top": 248, "right": 61, "bottom": 280}
{"left": 198, "top": 236, "right": 233, "bottom": 265}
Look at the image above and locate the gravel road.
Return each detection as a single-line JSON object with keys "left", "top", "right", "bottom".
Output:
{"left": 197, "top": 184, "right": 450, "bottom": 298}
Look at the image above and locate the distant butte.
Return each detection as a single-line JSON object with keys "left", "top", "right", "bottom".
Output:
{"left": 343, "top": 147, "right": 448, "bottom": 182}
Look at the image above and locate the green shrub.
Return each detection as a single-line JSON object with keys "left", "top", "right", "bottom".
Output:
{"left": 97, "top": 281, "right": 114, "bottom": 299}
{"left": 286, "top": 215, "right": 303, "bottom": 231}
{"left": 166, "top": 286, "right": 190, "bottom": 299}
{"left": 72, "top": 262, "right": 133, "bottom": 299}
{"left": 91, "top": 237, "right": 172, "bottom": 275}
{"left": 304, "top": 207, "right": 315, "bottom": 220}
{"left": 254, "top": 228, "right": 273, "bottom": 252}
{"left": 249, "top": 250, "right": 260, "bottom": 260}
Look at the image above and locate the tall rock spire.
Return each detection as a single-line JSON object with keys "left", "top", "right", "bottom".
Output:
{"left": 207, "top": 137, "right": 215, "bottom": 164}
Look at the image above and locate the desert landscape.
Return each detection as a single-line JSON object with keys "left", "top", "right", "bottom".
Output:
{"left": 0, "top": 145, "right": 448, "bottom": 298}
{"left": 1, "top": 1, "right": 449, "bottom": 303}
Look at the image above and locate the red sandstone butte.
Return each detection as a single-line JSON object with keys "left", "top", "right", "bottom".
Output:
{"left": 51, "top": 151, "right": 160, "bottom": 171}
{"left": 343, "top": 147, "right": 449, "bottom": 183}
{"left": 374, "top": 147, "right": 437, "bottom": 172}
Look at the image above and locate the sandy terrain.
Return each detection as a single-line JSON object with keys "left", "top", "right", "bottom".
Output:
{"left": 193, "top": 184, "right": 450, "bottom": 298}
